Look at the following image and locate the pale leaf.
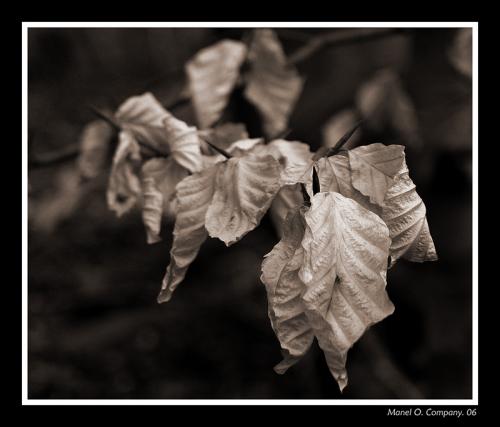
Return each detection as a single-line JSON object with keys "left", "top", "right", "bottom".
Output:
{"left": 186, "top": 39, "right": 247, "bottom": 128}
{"left": 316, "top": 154, "right": 376, "bottom": 213}
{"left": 141, "top": 157, "right": 189, "bottom": 242}
{"left": 382, "top": 159, "right": 438, "bottom": 265}
{"left": 115, "top": 92, "right": 170, "bottom": 153}
{"left": 107, "top": 131, "right": 142, "bottom": 217}
{"left": 141, "top": 176, "right": 163, "bottom": 244}
{"left": 316, "top": 152, "right": 437, "bottom": 266}
{"left": 226, "top": 138, "right": 264, "bottom": 157}
{"left": 270, "top": 184, "right": 305, "bottom": 238}
{"left": 205, "top": 154, "right": 281, "bottom": 246}
{"left": 261, "top": 208, "right": 314, "bottom": 373}
{"left": 77, "top": 120, "right": 115, "bottom": 179}
{"left": 244, "top": 29, "right": 304, "bottom": 137}
{"left": 265, "top": 139, "right": 314, "bottom": 185}
{"left": 163, "top": 112, "right": 203, "bottom": 172}
{"left": 299, "top": 192, "right": 394, "bottom": 391}
{"left": 348, "top": 143, "right": 405, "bottom": 206}
{"left": 157, "top": 165, "right": 218, "bottom": 303}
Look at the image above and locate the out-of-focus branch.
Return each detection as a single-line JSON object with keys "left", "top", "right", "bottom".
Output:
{"left": 288, "top": 28, "right": 408, "bottom": 65}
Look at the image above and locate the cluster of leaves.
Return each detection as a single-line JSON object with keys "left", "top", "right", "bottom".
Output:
{"left": 76, "top": 29, "right": 437, "bottom": 391}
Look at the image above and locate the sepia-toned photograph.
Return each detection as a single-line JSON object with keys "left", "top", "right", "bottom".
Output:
{"left": 24, "top": 22, "right": 476, "bottom": 404}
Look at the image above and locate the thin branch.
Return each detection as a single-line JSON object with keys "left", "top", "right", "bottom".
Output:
{"left": 289, "top": 28, "right": 408, "bottom": 65}
{"left": 200, "top": 137, "right": 232, "bottom": 159}
{"left": 325, "top": 120, "right": 364, "bottom": 157}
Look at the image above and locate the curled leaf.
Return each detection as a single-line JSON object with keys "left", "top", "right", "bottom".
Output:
{"left": 107, "top": 131, "right": 142, "bottom": 217}
{"left": 205, "top": 154, "right": 281, "bottom": 246}
{"left": 299, "top": 192, "right": 394, "bottom": 391}
{"left": 141, "top": 157, "right": 189, "bottom": 242}
{"left": 348, "top": 143, "right": 405, "bottom": 206}
{"left": 163, "top": 112, "right": 202, "bottom": 172}
{"left": 270, "top": 184, "right": 305, "bottom": 237}
{"left": 77, "top": 120, "right": 115, "bottom": 179}
{"left": 244, "top": 29, "right": 304, "bottom": 137}
{"left": 141, "top": 176, "right": 163, "bottom": 244}
{"left": 382, "top": 159, "right": 438, "bottom": 265}
{"left": 158, "top": 165, "right": 218, "bottom": 303}
{"left": 261, "top": 208, "right": 314, "bottom": 373}
{"left": 186, "top": 39, "right": 247, "bottom": 128}
{"left": 115, "top": 92, "right": 170, "bottom": 153}
{"left": 316, "top": 148, "right": 437, "bottom": 266}
{"left": 265, "top": 139, "right": 314, "bottom": 185}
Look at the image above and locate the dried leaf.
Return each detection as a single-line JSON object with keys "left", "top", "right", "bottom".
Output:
{"left": 141, "top": 176, "right": 163, "bottom": 244}
{"left": 141, "top": 157, "right": 189, "bottom": 242}
{"left": 382, "top": 159, "right": 438, "bottom": 265}
{"left": 299, "top": 192, "right": 394, "bottom": 391}
{"left": 163, "top": 112, "right": 202, "bottom": 172}
{"left": 115, "top": 92, "right": 170, "bottom": 153}
{"left": 316, "top": 149, "right": 437, "bottom": 266}
{"left": 157, "top": 165, "right": 218, "bottom": 303}
{"left": 226, "top": 138, "right": 264, "bottom": 157}
{"left": 107, "top": 131, "right": 142, "bottom": 217}
{"left": 270, "top": 184, "right": 305, "bottom": 237}
{"left": 448, "top": 28, "right": 472, "bottom": 79}
{"left": 186, "top": 39, "right": 247, "bottom": 128}
{"left": 348, "top": 143, "right": 405, "bottom": 206}
{"left": 261, "top": 208, "right": 314, "bottom": 373}
{"left": 77, "top": 120, "right": 115, "bottom": 179}
{"left": 244, "top": 29, "right": 304, "bottom": 137}
{"left": 265, "top": 139, "right": 314, "bottom": 185}
{"left": 205, "top": 154, "right": 281, "bottom": 246}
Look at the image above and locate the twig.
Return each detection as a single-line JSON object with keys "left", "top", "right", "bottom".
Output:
{"left": 289, "top": 28, "right": 408, "bottom": 65}
{"left": 200, "top": 137, "right": 232, "bottom": 159}
{"left": 325, "top": 120, "right": 364, "bottom": 157}
{"left": 29, "top": 144, "right": 81, "bottom": 168}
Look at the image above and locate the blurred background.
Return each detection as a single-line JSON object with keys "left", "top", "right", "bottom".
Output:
{"left": 27, "top": 27, "right": 473, "bottom": 399}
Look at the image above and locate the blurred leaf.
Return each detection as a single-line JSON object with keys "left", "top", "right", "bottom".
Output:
{"left": 141, "top": 176, "right": 163, "bottom": 244}
{"left": 186, "top": 39, "right": 247, "bottom": 129}
{"left": 157, "top": 165, "right": 217, "bottom": 303}
{"left": 356, "top": 69, "right": 420, "bottom": 147}
{"left": 261, "top": 207, "right": 314, "bottom": 374}
{"left": 244, "top": 29, "right": 304, "bottom": 138}
{"left": 205, "top": 154, "right": 281, "bottom": 246}
{"left": 141, "top": 157, "right": 189, "bottom": 242}
{"left": 299, "top": 192, "right": 394, "bottom": 391}
{"left": 107, "top": 131, "right": 142, "bottom": 217}
{"left": 269, "top": 184, "right": 304, "bottom": 238}
{"left": 115, "top": 92, "right": 170, "bottom": 153}
{"left": 448, "top": 28, "right": 472, "bottom": 79}
{"left": 163, "top": 112, "right": 203, "bottom": 172}
{"left": 29, "top": 167, "right": 86, "bottom": 233}
{"left": 77, "top": 120, "right": 115, "bottom": 179}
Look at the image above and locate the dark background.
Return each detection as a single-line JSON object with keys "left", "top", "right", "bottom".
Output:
{"left": 27, "top": 27, "right": 473, "bottom": 399}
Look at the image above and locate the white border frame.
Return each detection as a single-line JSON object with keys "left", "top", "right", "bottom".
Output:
{"left": 22, "top": 21, "right": 478, "bottom": 406}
